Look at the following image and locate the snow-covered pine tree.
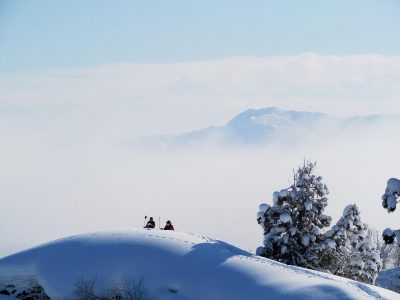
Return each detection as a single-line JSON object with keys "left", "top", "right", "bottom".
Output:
{"left": 326, "top": 204, "right": 382, "bottom": 284}
{"left": 381, "top": 178, "right": 400, "bottom": 246}
{"left": 357, "top": 235, "right": 382, "bottom": 284}
{"left": 257, "top": 161, "right": 332, "bottom": 270}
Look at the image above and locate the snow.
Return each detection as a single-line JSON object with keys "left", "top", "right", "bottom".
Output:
{"left": 362, "top": 236, "right": 374, "bottom": 251}
{"left": 301, "top": 174, "right": 310, "bottom": 181}
{"left": 0, "top": 230, "right": 398, "bottom": 300}
{"left": 311, "top": 226, "right": 321, "bottom": 236}
{"left": 383, "top": 228, "right": 400, "bottom": 246}
{"left": 386, "top": 178, "right": 400, "bottom": 195}
{"left": 279, "top": 189, "right": 288, "bottom": 198}
{"left": 258, "top": 203, "right": 269, "bottom": 213}
{"left": 383, "top": 228, "right": 394, "bottom": 238}
{"left": 382, "top": 178, "right": 400, "bottom": 213}
{"left": 301, "top": 235, "right": 310, "bottom": 247}
{"left": 343, "top": 204, "right": 357, "bottom": 217}
{"left": 258, "top": 162, "right": 335, "bottom": 270}
{"left": 279, "top": 212, "right": 292, "bottom": 224}
{"left": 376, "top": 266, "right": 400, "bottom": 294}
{"left": 358, "top": 230, "right": 368, "bottom": 239}
{"left": 289, "top": 189, "right": 298, "bottom": 198}
{"left": 310, "top": 234, "right": 316, "bottom": 242}
{"left": 273, "top": 192, "right": 280, "bottom": 205}
{"left": 396, "top": 231, "right": 400, "bottom": 246}
{"left": 387, "top": 195, "right": 397, "bottom": 211}
{"left": 289, "top": 226, "right": 297, "bottom": 236}
{"left": 326, "top": 238, "right": 337, "bottom": 250}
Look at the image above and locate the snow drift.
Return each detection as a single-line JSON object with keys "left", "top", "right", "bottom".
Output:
{"left": 0, "top": 230, "right": 398, "bottom": 300}
{"left": 377, "top": 266, "right": 400, "bottom": 294}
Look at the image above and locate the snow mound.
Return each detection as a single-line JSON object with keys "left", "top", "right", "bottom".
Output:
{"left": 376, "top": 266, "right": 400, "bottom": 294}
{"left": 0, "top": 230, "right": 398, "bottom": 300}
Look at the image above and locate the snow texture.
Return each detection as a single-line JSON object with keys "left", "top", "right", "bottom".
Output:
{"left": 0, "top": 230, "right": 398, "bottom": 300}
{"left": 386, "top": 178, "right": 400, "bottom": 196}
{"left": 376, "top": 266, "right": 400, "bottom": 294}
{"left": 280, "top": 212, "right": 292, "bottom": 224}
{"left": 325, "top": 238, "right": 336, "bottom": 250}
{"left": 301, "top": 235, "right": 310, "bottom": 247}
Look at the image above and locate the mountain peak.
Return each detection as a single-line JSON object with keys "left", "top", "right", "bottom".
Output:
{"left": 134, "top": 107, "right": 396, "bottom": 148}
{"left": 227, "top": 107, "right": 326, "bottom": 129}
{"left": 227, "top": 107, "right": 278, "bottom": 127}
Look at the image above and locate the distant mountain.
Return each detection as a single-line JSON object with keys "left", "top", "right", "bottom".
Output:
{"left": 135, "top": 107, "right": 396, "bottom": 148}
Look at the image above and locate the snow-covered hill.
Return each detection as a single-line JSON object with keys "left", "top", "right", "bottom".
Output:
{"left": 0, "top": 230, "right": 398, "bottom": 300}
{"left": 135, "top": 107, "right": 395, "bottom": 148}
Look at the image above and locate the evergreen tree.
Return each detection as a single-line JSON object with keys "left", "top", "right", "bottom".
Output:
{"left": 257, "top": 161, "right": 332, "bottom": 269}
{"left": 326, "top": 204, "right": 382, "bottom": 284}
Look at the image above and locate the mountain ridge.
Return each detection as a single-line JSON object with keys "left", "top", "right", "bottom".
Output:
{"left": 134, "top": 107, "right": 397, "bottom": 148}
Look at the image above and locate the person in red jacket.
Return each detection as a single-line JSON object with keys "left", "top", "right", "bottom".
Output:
{"left": 163, "top": 220, "right": 174, "bottom": 231}
{"left": 144, "top": 217, "right": 155, "bottom": 229}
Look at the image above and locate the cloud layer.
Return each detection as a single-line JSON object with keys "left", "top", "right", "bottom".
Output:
{"left": 1, "top": 53, "right": 400, "bottom": 140}
{"left": 1, "top": 54, "right": 399, "bottom": 257}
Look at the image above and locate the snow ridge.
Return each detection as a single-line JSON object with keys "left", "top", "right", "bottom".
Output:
{"left": 0, "top": 230, "right": 398, "bottom": 300}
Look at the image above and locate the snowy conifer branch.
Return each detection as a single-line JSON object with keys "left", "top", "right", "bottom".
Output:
{"left": 381, "top": 178, "right": 400, "bottom": 247}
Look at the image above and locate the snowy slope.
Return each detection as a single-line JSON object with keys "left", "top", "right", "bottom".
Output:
{"left": 0, "top": 230, "right": 398, "bottom": 300}
{"left": 134, "top": 107, "right": 395, "bottom": 148}
{"left": 377, "top": 266, "right": 400, "bottom": 293}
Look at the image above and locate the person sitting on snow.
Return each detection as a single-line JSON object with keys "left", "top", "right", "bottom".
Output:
{"left": 163, "top": 220, "right": 174, "bottom": 231}
{"left": 144, "top": 217, "right": 155, "bottom": 229}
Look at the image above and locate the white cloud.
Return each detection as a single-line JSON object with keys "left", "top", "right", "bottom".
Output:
{"left": 1, "top": 53, "right": 400, "bottom": 140}
{"left": 1, "top": 134, "right": 399, "bottom": 257}
{"left": 1, "top": 54, "right": 399, "bottom": 257}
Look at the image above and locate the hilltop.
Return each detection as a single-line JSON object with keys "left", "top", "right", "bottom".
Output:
{"left": 0, "top": 230, "right": 398, "bottom": 300}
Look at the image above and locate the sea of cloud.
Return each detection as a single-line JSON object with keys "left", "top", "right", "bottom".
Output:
{"left": 1, "top": 53, "right": 399, "bottom": 257}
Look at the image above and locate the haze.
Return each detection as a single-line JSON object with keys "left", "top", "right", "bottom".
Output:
{"left": 1, "top": 1, "right": 399, "bottom": 257}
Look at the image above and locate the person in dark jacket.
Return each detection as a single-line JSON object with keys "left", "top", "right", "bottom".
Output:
{"left": 163, "top": 220, "right": 174, "bottom": 231}
{"left": 144, "top": 217, "right": 155, "bottom": 229}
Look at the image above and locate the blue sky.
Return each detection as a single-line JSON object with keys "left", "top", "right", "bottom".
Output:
{"left": 1, "top": 0, "right": 399, "bottom": 72}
